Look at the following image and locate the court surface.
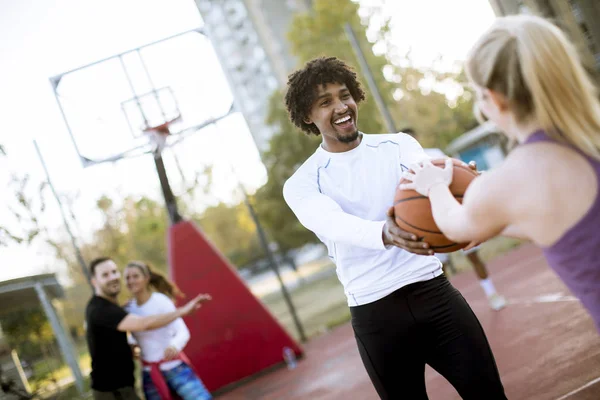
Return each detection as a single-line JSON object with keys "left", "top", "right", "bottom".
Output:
{"left": 218, "top": 244, "right": 600, "bottom": 400}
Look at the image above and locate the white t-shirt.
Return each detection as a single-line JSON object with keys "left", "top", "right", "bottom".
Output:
{"left": 283, "top": 132, "right": 443, "bottom": 306}
{"left": 125, "top": 292, "right": 190, "bottom": 371}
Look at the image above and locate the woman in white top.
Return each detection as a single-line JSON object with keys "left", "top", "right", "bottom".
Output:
{"left": 124, "top": 261, "right": 212, "bottom": 400}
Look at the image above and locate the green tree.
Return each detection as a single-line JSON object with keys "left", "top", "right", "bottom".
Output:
{"left": 254, "top": 93, "right": 321, "bottom": 253}
{"left": 0, "top": 171, "right": 47, "bottom": 247}
{"left": 121, "top": 196, "right": 170, "bottom": 269}
{"left": 193, "top": 201, "right": 263, "bottom": 267}
{"left": 1, "top": 307, "right": 54, "bottom": 359}
{"left": 287, "top": 0, "right": 398, "bottom": 134}
{"left": 387, "top": 60, "right": 477, "bottom": 149}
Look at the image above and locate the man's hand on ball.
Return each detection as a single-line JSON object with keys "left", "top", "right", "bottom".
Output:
{"left": 468, "top": 160, "right": 482, "bottom": 175}
{"left": 399, "top": 159, "right": 453, "bottom": 197}
{"left": 383, "top": 207, "right": 434, "bottom": 255}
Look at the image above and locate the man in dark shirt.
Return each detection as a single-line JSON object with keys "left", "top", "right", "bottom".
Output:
{"left": 85, "top": 257, "right": 209, "bottom": 400}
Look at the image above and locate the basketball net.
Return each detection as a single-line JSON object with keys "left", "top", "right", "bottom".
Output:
{"left": 143, "top": 123, "right": 172, "bottom": 158}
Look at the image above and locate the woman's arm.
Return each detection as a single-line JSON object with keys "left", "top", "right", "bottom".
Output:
{"left": 428, "top": 167, "right": 514, "bottom": 243}
{"left": 401, "top": 158, "right": 520, "bottom": 243}
{"left": 500, "top": 225, "right": 530, "bottom": 241}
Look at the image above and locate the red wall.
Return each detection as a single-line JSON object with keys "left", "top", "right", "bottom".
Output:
{"left": 168, "top": 221, "right": 302, "bottom": 392}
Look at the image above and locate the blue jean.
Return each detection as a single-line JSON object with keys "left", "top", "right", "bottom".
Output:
{"left": 142, "top": 362, "right": 212, "bottom": 400}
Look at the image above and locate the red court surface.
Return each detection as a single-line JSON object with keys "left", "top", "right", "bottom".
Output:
{"left": 217, "top": 244, "right": 600, "bottom": 400}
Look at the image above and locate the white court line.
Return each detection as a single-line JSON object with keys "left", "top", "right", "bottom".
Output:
{"left": 507, "top": 292, "right": 579, "bottom": 306}
{"left": 555, "top": 376, "right": 600, "bottom": 400}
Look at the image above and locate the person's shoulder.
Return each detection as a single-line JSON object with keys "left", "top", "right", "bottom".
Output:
{"left": 123, "top": 298, "right": 136, "bottom": 312}
{"left": 363, "top": 132, "right": 422, "bottom": 147}
{"left": 86, "top": 295, "right": 107, "bottom": 310}
{"left": 362, "top": 132, "right": 401, "bottom": 144}
{"left": 501, "top": 142, "right": 572, "bottom": 189}
{"left": 504, "top": 144, "right": 552, "bottom": 174}
{"left": 283, "top": 150, "right": 324, "bottom": 193}
{"left": 470, "top": 147, "right": 537, "bottom": 203}
{"left": 86, "top": 296, "right": 121, "bottom": 320}
{"left": 150, "top": 292, "right": 174, "bottom": 305}
{"left": 85, "top": 297, "right": 96, "bottom": 315}
{"left": 86, "top": 296, "right": 97, "bottom": 307}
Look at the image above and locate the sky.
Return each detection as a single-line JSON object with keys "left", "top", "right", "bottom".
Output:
{"left": 0, "top": 0, "right": 496, "bottom": 283}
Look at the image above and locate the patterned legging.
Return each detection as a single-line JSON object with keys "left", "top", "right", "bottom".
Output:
{"left": 142, "top": 362, "right": 212, "bottom": 400}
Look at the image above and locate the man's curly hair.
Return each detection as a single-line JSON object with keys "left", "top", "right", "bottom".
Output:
{"left": 285, "top": 57, "right": 366, "bottom": 135}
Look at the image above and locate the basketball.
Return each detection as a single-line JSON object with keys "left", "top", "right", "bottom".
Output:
{"left": 394, "top": 158, "right": 478, "bottom": 253}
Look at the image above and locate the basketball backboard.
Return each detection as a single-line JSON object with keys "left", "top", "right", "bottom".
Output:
{"left": 50, "top": 28, "right": 235, "bottom": 167}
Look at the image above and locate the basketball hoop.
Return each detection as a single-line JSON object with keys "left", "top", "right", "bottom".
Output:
{"left": 143, "top": 116, "right": 180, "bottom": 158}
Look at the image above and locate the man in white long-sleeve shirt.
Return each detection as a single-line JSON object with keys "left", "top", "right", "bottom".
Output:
{"left": 282, "top": 57, "right": 506, "bottom": 400}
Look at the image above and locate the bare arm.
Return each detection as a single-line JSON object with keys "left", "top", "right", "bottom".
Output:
{"left": 500, "top": 225, "right": 530, "bottom": 241}
{"left": 427, "top": 166, "right": 515, "bottom": 243}
{"left": 283, "top": 178, "right": 387, "bottom": 250}
{"left": 118, "top": 310, "right": 183, "bottom": 332}
{"left": 117, "top": 293, "right": 211, "bottom": 332}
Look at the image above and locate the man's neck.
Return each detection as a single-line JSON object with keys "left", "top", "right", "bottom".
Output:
{"left": 96, "top": 292, "right": 119, "bottom": 304}
{"left": 321, "top": 133, "right": 362, "bottom": 153}
{"left": 135, "top": 290, "right": 152, "bottom": 306}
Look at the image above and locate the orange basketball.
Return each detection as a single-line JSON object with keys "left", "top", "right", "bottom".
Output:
{"left": 393, "top": 158, "right": 478, "bottom": 253}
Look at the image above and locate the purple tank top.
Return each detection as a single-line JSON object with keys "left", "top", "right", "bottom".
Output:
{"left": 523, "top": 130, "right": 600, "bottom": 332}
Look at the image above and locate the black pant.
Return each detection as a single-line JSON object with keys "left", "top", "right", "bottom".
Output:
{"left": 93, "top": 387, "right": 141, "bottom": 400}
{"left": 351, "top": 275, "right": 506, "bottom": 400}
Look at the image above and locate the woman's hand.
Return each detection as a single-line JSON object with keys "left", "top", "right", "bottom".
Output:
{"left": 400, "top": 159, "right": 454, "bottom": 196}
{"left": 163, "top": 346, "right": 179, "bottom": 361}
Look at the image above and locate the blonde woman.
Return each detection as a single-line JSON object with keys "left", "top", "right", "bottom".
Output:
{"left": 124, "top": 261, "right": 212, "bottom": 400}
{"left": 401, "top": 15, "right": 600, "bottom": 332}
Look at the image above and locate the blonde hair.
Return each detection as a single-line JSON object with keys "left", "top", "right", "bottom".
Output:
{"left": 466, "top": 15, "right": 600, "bottom": 160}
{"left": 126, "top": 261, "right": 185, "bottom": 300}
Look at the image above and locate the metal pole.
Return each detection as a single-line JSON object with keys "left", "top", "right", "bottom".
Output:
{"left": 344, "top": 23, "right": 397, "bottom": 133}
{"left": 154, "top": 155, "right": 183, "bottom": 225}
{"left": 487, "top": 0, "right": 507, "bottom": 16}
{"left": 34, "top": 283, "right": 85, "bottom": 395}
{"left": 33, "top": 141, "right": 92, "bottom": 290}
{"left": 236, "top": 178, "right": 307, "bottom": 342}
{"left": 10, "top": 349, "right": 32, "bottom": 393}
{"left": 48, "top": 79, "right": 90, "bottom": 168}
{"left": 215, "top": 113, "right": 306, "bottom": 340}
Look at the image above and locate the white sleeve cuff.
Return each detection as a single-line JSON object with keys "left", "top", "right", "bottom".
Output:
{"left": 366, "top": 220, "right": 388, "bottom": 250}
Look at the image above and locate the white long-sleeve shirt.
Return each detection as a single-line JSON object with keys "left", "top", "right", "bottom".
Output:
{"left": 283, "top": 132, "right": 442, "bottom": 306}
{"left": 126, "top": 292, "right": 190, "bottom": 371}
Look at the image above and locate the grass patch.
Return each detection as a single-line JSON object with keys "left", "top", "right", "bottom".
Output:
{"left": 261, "top": 271, "right": 349, "bottom": 341}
